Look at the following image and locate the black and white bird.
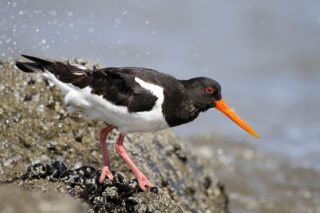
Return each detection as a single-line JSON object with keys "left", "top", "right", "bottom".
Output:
{"left": 16, "top": 55, "right": 259, "bottom": 191}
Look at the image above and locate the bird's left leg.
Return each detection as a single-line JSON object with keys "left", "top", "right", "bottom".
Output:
{"left": 115, "top": 133, "right": 154, "bottom": 191}
{"left": 99, "top": 125, "right": 114, "bottom": 183}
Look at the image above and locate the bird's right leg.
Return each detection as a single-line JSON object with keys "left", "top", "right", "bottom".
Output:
{"left": 115, "top": 134, "right": 154, "bottom": 191}
{"left": 98, "top": 125, "right": 114, "bottom": 183}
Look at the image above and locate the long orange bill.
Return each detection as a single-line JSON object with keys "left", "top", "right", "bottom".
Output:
{"left": 215, "top": 99, "right": 260, "bottom": 139}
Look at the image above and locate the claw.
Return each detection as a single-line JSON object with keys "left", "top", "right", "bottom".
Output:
{"left": 99, "top": 166, "right": 113, "bottom": 183}
{"left": 137, "top": 174, "right": 154, "bottom": 191}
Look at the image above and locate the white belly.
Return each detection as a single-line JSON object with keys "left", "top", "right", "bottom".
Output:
{"left": 73, "top": 87, "right": 168, "bottom": 133}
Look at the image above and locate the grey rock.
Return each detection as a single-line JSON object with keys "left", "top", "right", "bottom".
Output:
{"left": 0, "top": 184, "right": 89, "bottom": 213}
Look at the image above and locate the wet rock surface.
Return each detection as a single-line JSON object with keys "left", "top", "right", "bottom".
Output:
{"left": 0, "top": 60, "right": 228, "bottom": 213}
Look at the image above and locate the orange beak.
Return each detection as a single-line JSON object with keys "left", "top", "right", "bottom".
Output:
{"left": 215, "top": 99, "right": 260, "bottom": 139}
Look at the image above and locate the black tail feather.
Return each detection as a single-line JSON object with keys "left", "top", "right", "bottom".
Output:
{"left": 21, "top": 54, "right": 52, "bottom": 66}
{"left": 16, "top": 55, "right": 90, "bottom": 87}
{"left": 16, "top": 55, "right": 54, "bottom": 73}
{"left": 15, "top": 62, "right": 44, "bottom": 73}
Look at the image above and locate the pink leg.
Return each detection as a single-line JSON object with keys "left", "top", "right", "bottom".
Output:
{"left": 115, "top": 134, "right": 154, "bottom": 191}
{"left": 99, "top": 125, "right": 114, "bottom": 183}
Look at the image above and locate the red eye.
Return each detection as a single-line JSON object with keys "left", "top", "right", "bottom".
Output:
{"left": 205, "top": 86, "right": 215, "bottom": 94}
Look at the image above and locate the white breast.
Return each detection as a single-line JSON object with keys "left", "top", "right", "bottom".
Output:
{"left": 43, "top": 70, "right": 169, "bottom": 133}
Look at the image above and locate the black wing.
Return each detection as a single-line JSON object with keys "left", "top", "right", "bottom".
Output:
{"left": 17, "top": 55, "right": 158, "bottom": 113}
{"left": 90, "top": 67, "right": 158, "bottom": 112}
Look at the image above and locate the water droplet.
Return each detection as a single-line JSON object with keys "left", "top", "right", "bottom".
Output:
{"left": 114, "top": 18, "right": 122, "bottom": 27}
{"left": 49, "top": 10, "right": 56, "bottom": 16}
{"left": 145, "top": 20, "right": 150, "bottom": 25}
{"left": 66, "top": 11, "right": 73, "bottom": 16}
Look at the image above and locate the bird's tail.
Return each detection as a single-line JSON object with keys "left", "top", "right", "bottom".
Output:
{"left": 15, "top": 55, "right": 76, "bottom": 94}
{"left": 15, "top": 55, "right": 52, "bottom": 73}
{"left": 15, "top": 55, "right": 92, "bottom": 95}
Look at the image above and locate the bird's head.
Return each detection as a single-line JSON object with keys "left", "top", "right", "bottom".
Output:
{"left": 185, "top": 77, "right": 260, "bottom": 139}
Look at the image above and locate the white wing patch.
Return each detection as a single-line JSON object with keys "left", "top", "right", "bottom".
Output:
{"left": 68, "top": 63, "right": 88, "bottom": 71}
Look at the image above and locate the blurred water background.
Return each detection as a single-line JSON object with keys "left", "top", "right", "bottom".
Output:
{"left": 1, "top": 0, "right": 319, "bottom": 212}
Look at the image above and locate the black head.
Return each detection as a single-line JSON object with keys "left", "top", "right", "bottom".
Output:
{"left": 183, "top": 77, "right": 222, "bottom": 111}
{"left": 182, "top": 77, "right": 260, "bottom": 139}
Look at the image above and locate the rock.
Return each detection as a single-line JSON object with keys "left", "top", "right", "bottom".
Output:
{"left": 0, "top": 60, "right": 228, "bottom": 212}
{"left": 16, "top": 161, "right": 183, "bottom": 212}
{"left": 0, "top": 184, "right": 89, "bottom": 213}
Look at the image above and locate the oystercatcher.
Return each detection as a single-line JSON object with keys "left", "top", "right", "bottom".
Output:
{"left": 16, "top": 55, "right": 259, "bottom": 190}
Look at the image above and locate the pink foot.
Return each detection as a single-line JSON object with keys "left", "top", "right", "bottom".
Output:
{"left": 136, "top": 174, "right": 154, "bottom": 191}
{"left": 99, "top": 166, "right": 113, "bottom": 183}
